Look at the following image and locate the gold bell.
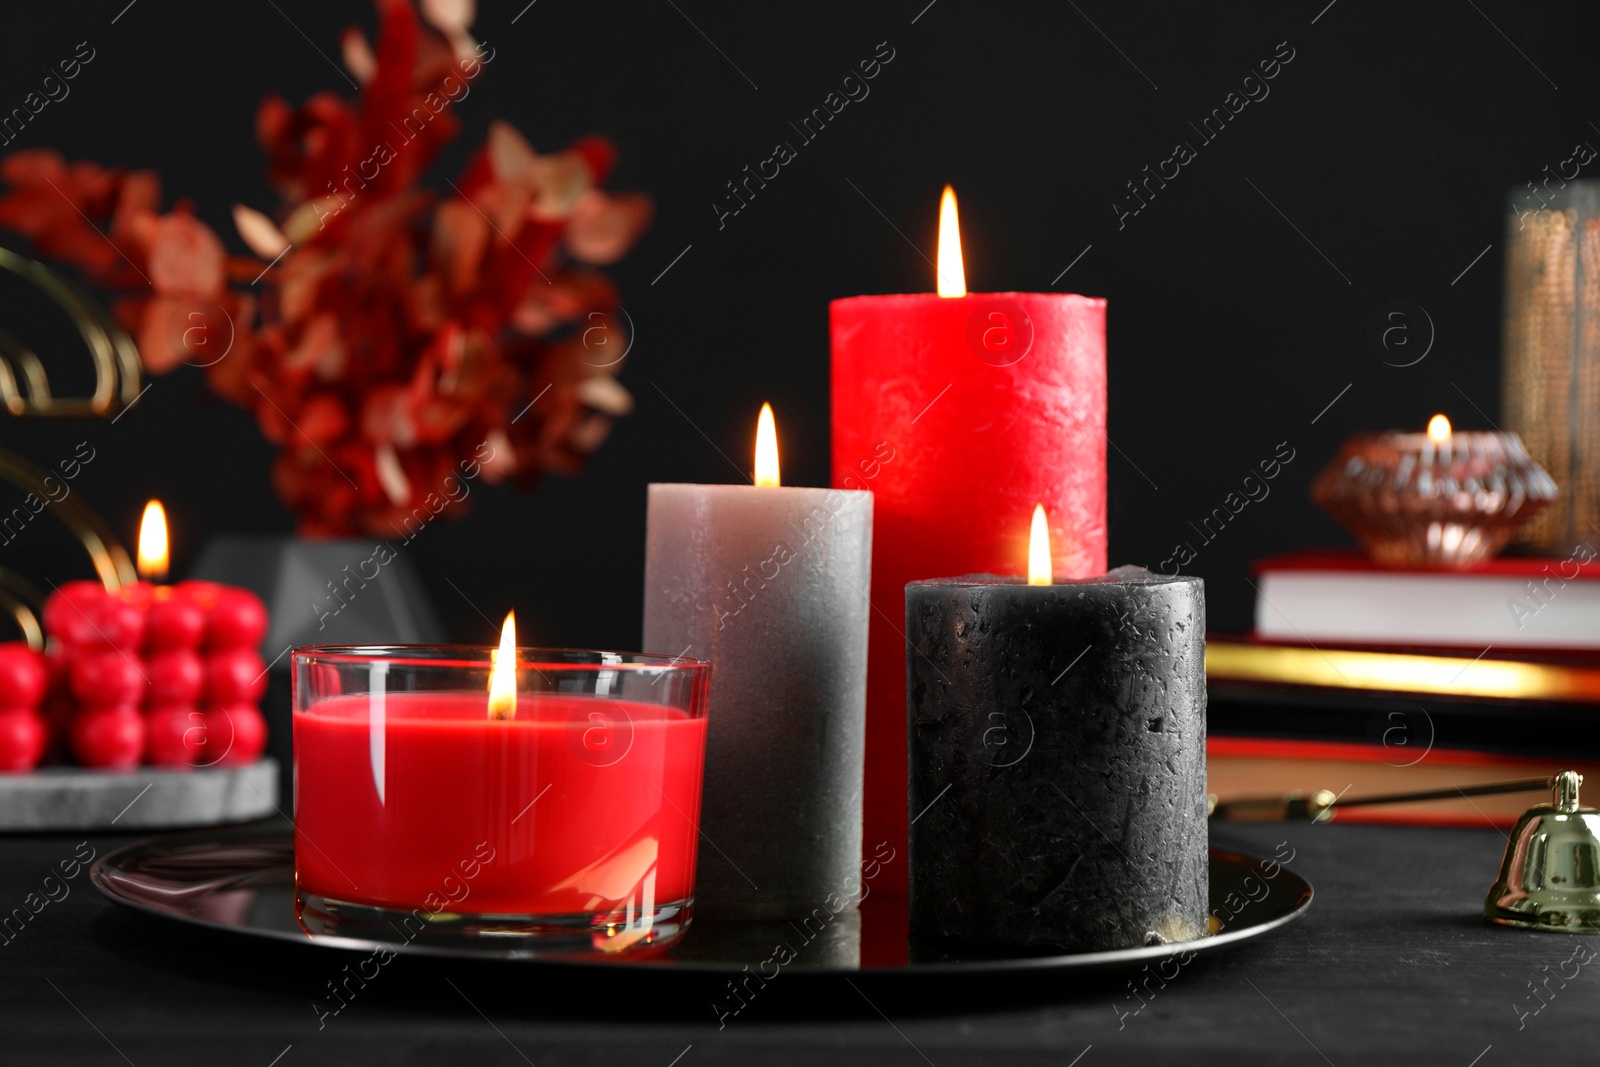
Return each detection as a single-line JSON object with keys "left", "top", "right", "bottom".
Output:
{"left": 1485, "top": 771, "right": 1600, "bottom": 933}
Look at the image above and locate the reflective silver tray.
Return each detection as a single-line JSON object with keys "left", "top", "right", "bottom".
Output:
{"left": 91, "top": 822, "right": 1311, "bottom": 975}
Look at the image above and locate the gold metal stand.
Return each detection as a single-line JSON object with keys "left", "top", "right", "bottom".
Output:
{"left": 0, "top": 449, "right": 135, "bottom": 591}
{"left": 0, "top": 247, "right": 142, "bottom": 645}
{"left": 0, "top": 246, "right": 142, "bottom": 417}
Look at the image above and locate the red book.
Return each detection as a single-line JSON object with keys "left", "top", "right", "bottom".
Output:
{"left": 1252, "top": 549, "right": 1600, "bottom": 650}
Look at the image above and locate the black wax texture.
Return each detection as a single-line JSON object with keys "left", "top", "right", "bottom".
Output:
{"left": 906, "top": 566, "right": 1208, "bottom": 952}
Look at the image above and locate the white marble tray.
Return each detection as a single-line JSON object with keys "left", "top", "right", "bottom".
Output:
{"left": 0, "top": 759, "right": 279, "bottom": 831}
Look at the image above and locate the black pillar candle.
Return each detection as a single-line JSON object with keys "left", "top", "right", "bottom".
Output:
{"left": 906, "top": 566, "right": 1207, "bottom": 952}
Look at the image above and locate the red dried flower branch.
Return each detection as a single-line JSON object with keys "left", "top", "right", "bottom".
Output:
{"left": 0, "top": 0, "right": 649, "bottom": 537}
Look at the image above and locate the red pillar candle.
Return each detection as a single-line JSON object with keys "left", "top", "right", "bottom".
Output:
{"left": 830, "top": 188, "right": 1107, "bottom": 893}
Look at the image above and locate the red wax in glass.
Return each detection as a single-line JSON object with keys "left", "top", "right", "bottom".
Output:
{"left": 294, "top": 692, "right": 708, "bottom": 915}
{"left": 831, "top": 292, "right": 1107, "bottom": 894}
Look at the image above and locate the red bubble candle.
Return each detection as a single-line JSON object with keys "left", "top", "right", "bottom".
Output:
{"left": 0, "top": 643, "right": 48, "bottom": 771}
{"left": 37, "top": 500, "right": 271, "bottom": 769}
{"left": 830, "top": 188, "right": 1108, "bottom": 892}
{"left": 292, "top": 618, "right": 711, "bottom": 955}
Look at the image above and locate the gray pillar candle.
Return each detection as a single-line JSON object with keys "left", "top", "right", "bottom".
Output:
{"left": 906, "top": 565, "right": 1207, "bottom": 952}
{"left": 643, "top": 423, "right": 872, "bottom": 920}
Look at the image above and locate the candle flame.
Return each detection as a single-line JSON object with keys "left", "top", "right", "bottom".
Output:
{"left": 755, "top": 402, "right": 781, "bottom": 487}
{"left": 936, "top": 185, "right": 966, "bottom": 298}
{"left": 488, "top": 611, "right": 517, "bottom": 720}
{"left": 1427, "top": 414, "right": 1451, "bottom": 442}
{"left": 137, "top": 500, "right": 169, "bottom": 581}
{"left": 1028, "top": 504, "right": 1052, "bottom": 586}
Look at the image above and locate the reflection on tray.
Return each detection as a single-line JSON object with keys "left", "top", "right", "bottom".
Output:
{"left": 90, "top": 824, "right": 1312, "bottom": 974}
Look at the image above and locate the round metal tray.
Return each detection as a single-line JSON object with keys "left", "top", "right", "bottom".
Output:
{"left": 91, "top": 822, "right": 1311, "bottom": 975}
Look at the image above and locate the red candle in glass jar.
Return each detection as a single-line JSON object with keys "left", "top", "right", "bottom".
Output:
{"left": 293, "top": 692, "right": 708, "bottom": 915}
{"left": 292, "top": 616, "right": 711, "bottom": 953}
{"left": 830, "top": 187, "right": 1107, "bottom": 893}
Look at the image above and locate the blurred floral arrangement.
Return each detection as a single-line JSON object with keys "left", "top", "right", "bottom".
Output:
{"left": 0, "top": 0, "right": 649, "bottom": 536}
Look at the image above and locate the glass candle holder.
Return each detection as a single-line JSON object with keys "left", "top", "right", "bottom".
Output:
{"left": 1311, "top": 430, "right": 1557, "bottom": 567}
{"left": 291, "top": 646, "right": 710, "bottom": 956}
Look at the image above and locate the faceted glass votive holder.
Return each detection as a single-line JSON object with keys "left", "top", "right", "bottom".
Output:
{"left": 1311, "top": 431, "right": 1557, "bottom": 567}
{"left": 291, "top": 646, "right": 710, "bottom": 956}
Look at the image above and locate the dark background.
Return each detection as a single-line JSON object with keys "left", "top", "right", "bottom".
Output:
{"left": 2, "top": 0, "right": 1594, "bottom": 648}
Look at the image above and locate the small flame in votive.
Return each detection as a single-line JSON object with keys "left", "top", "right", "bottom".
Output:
{"left": 1427, "top": 414, "right": 1451, "bottom": 442}
{"left": 1028, "top": 504, "right": 1052, "bottom": 586}
{"left": 488, "top": 611, "right": 517, "bottom": 721}
{"left": 755, "top": 402, "right": 781, "bottom": 487}
{"left": 137, "top": 500, "right": 169, "bottom": 581}
{"left": 937, "top": 185, "right": 967, "bottom": 298}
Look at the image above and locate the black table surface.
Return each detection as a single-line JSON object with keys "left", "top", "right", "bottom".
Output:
{"left": 2, "top": 819, "right": 1593, "bottom": 1066}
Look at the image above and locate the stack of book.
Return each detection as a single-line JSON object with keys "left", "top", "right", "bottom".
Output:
{"left": 1208, "top": 550, "right": 1600, "bottom": 826}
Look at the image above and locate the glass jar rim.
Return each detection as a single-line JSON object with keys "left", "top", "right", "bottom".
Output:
{"left": 291, "top": 644, "right": 710, "bottom": 672}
